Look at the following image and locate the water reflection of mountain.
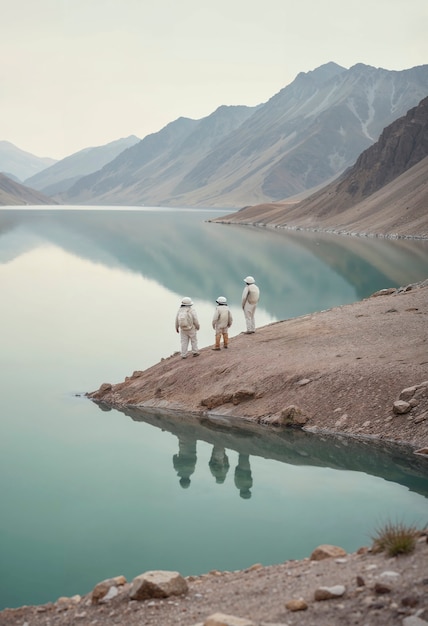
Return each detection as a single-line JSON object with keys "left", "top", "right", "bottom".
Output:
{"left": 108, "top": 405, "right": 428, "bottom": 499}
{"left": 1, "top": 209, "right": 427, "bottom": 320}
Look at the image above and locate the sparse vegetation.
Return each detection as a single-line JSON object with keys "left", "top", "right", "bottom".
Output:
{"left": 371, "top": 521, "right": 420, "bottom": 556}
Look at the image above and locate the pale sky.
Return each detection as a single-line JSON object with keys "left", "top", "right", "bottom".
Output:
{"left": 1, "top": 0, "right": 427, "bottom": 160}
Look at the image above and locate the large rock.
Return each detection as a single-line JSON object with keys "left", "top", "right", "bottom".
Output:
{"left": 310, "top": 545, "right": 347, "bottom": 561}
{"left": 129, "top": 570, "right": 188, "bottom": 601}
{"left": 280, "top": 405, "right": 308, "bottom": 427}
{"left": 91, "top": 575, "right": 127, "bottom": 604}
{"left": 314, "top": 584, "right": 346, "bottom": 600}
{"left": 393, "top": 400, "right": 412, "bottom": 415}
{"left": 285, "top": 597, "right": 308, "bottom": 611}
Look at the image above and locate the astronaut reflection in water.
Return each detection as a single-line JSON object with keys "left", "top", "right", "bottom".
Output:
{"left": 172, "top": 436, "right": 198, "bottom": 489}
{"left": 233, "top": 453, "right": 253, "bottom": 499}
{"left": 209, "top": 445, "right": 230, "bottom": 484}
{"left": 172, "top": 437, "right": 253, "bottom": 498}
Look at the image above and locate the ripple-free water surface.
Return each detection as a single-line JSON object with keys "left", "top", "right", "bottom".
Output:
{"left": 0, "top": 206, "right": 427, "bottom": 609}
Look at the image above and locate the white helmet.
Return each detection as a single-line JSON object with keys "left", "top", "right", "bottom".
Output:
{"left": 181, "top": 297, "right": 193, "bottom": 306}
{"left": 244, "top": 276, "right": 255, "bottom": 284}
{"left": 216, "top": 296, "right": 227, "bottom": 304}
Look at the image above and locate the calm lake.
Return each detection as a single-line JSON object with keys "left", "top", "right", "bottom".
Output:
{"left": 1, "top": 206, "right": 428, "bottom": 610}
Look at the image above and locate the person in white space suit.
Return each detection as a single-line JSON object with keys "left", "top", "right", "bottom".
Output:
{"left": 211, "top": 296, "right": 233, "bottom": 350}
{"left": 241, "top": 276, "right": 260, "bottom": 333}
{"left": 175, "top": 297, "right": 200, "bottom": 358}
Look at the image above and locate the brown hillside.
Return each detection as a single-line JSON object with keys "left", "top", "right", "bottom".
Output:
{"left": 0, "top": 173, "right": 58, "bottom": 206}
{"left": 214, "top": 97, "right": 428, "bottom": 238}
{"left": 218, "top": 156, "right": 428, "bottom": 238}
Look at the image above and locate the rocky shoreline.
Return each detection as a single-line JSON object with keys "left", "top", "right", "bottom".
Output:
{"left": 88, "top": 280, "right": 428, "bottom": 452}
{"left": 1, "top": 534, "right": 427, "bottom": 626}
{"left": 210, "top": 218, "right": 428, "bottom": 241}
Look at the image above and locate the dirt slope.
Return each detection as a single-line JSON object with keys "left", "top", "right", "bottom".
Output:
{"left": 211, "top": 155, "right": 428, "bottom": 239}
{"left": 89, "top": 281, "right": 428, "bottom": 450}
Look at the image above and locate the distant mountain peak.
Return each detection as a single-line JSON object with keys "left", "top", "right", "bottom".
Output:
{"left": 0, "top": 141, "right": 56, "bottom": 181}
{"left": 295, "top": 61, "right": 346, "bottom": 82}
{"left": 349, "top": 62, "right": 375, "bottom": 71}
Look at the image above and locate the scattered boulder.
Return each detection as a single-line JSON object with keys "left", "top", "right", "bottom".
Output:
{"left": 88, "top": 382, "right": 112, "bottom": 400}
{"left": 285, "top": 597, "right": 308, "bottom": 611}
{"left": 314, "top": 584, "right": 346, "bottom": 601}
{"left": 129, "top": 570, "right": 188, "bottom": 601}
{"left": 201, "top": 394, "right": 233, "bottom": 409}
{"left": 393, "top": 400, "right": 412, "bottom": 414}
{"left": 201, "top": 389, "right": 257, "bottom": 409}
{"left": 391, "top": 381, "right": 428, "bottom": 434}
{"left": 55, "top": 595, "right": 81, "bottom": 611}
{"left": 280, "top": 405, "right": 308, "bottom": 427}
{"left": 310, "top": 545, "right": 347, "bottom": 561}
{"left": 373, "top": 581, "right": 392, "bottom": 594}
{"left": 232, "top": 389, "right": 256, "bottom": 405}
{"left": 91, "top": 575, "right": 127, "bottom": 604}
{"left": 335, "top": 413, "right": 348, "bottom": 428}
{"left": 371, "top": 288, "right": 396, "bottom": 297}
{"left": 400, "top": 386, "right": 418, "bottom": 401}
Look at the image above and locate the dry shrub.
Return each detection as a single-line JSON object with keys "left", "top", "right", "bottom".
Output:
{"left": 371, "top": 521, "right": 420, "bottom": 556}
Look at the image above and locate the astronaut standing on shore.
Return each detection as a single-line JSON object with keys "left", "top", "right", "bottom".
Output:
{"left": 241, "top": 276, "right": 260, "bottom": 334}
{"left": 212, "top": 296, "right": 233, "bottom": 350}
{"left": 175, "top": 297, "right": 200, "bottom": 358}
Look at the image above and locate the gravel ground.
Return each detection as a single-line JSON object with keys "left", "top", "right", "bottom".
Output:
{"left": 1, "top": 535, "right": 427, "bottom": 626}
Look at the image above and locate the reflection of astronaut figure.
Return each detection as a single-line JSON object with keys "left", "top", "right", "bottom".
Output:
{"left": 173, "top": 437, "right": 197, "bottom": 489}
{"left": 208, "top": 445, "right": 230, "bottom": 484}
{"left": 234, "top": 453, "right": 253, "bottom": 499}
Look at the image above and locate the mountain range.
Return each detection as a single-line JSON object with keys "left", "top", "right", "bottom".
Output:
{"left": 58, "top": 62, "right": 428, "bottom": 208}
{"left": 57, "top": 104, "right": 258, "bottom": 205}
{"left": 1, "top": 61, "right": 427, "bottom": 212}
{"left": 216, "top": 95, "right": 428, "bottom": 238}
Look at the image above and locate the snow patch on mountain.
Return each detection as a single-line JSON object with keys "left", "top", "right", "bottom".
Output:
{"left": 347, "top": 98, "right": 373, "bottom": 141}
{"left": 361, "top": 84, "right": 377, "bottom": 141}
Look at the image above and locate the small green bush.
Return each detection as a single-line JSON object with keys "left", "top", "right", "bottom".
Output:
{"left": 371, "top": 521, "right": 419, "bottom": 556}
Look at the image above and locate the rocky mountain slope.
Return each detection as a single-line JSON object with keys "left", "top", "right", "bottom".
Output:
{"left": 59, "top": 63, "right": 428, "bottom": 208}
{"left": 24, "top": 135, "right": 140, "bottom": 196}
{"left": 58, "top": 104, "right": 258, "bottom": 205}
{"left": 0, "top": 173, "right": 58, "bottom": 206}
{"left": 0, "top": 140, "right": 56, "bottom": 181}
{"left": 215, "top": 96, "right": 428, "bottom": 238}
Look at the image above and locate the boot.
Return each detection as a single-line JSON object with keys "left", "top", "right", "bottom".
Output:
{"left": 212, "top": 334, "right": 221, "bottom": 350}
{"left": 223, "top": 333, "right": 229, "bottom": 349}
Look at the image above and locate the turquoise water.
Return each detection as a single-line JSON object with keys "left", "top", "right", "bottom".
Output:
{"left": 0, "top": 206, "right": 427, "bottom": 610}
